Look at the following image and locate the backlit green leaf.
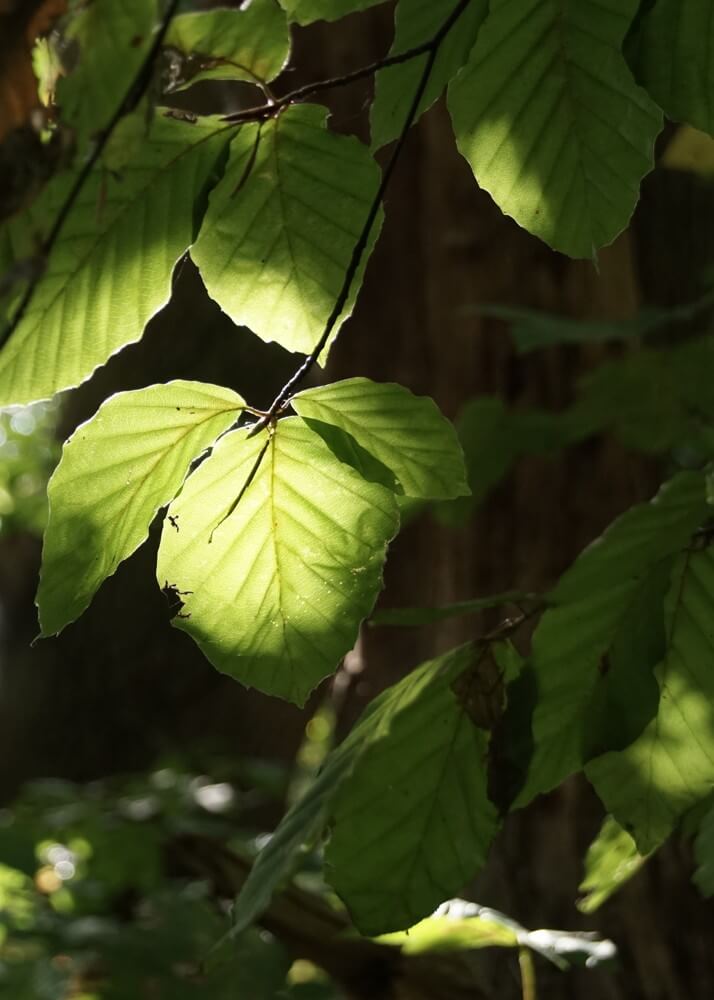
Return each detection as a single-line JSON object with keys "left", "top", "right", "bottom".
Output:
{"left": 448, "top": 0, "right": 662, "bottom": 257}
{"left": 0, "top": 114, "right": 231, "bottom": 407}
{"left": 370, "top": 0, "right": 487, "bottom": 150}
{"left": 165, "top": 1, "right": 290, "bottom": 91}
{"left": 37, "top": 381, "right": 244, "bottom": 636}
{"left": 327, "top": 642, "right": 499, "bottom": 935}
{"left": 192, "top": 104, "right": 381, "bottom": 359}
{"left": 156, "top": 416, "right": 399, "bottom": 705}
{"left": 278, "top": 0, "right": 386, "bottom": 25}
{"left": 587, "top": 546, "right": 714, "bottom": 852}
{"left": 292, "top": 377, "right": 469, "bottom": 499}
{"left": 577, "top": 816, "right": 648, "bottom": 913}
{"left": 517, "top": 472, "right": 710, "bottom": 807}
{"left": 230, "top": 642, "right": 494, "bottom": 938}
{"left": 56, "top": 0, "right": 159, "bottom": 149}
{"left": 638, "top": 0, "right": 714, "bottom": 135}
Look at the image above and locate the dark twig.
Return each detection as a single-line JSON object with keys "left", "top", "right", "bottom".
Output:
{"left": 222, "top": 30, "right": 447, "bottom": 126}
{"left": 253, "top": 0, "right": 475, "bottom": 433}
{"left": 213, "top": 0, "right": 474, "bottom": 527}
{"left": 0, "top": 0, "right": 182, "bottom": 351}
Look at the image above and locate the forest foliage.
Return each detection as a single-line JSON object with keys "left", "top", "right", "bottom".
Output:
{"left": 1, "top": 0, "right": 714, "bottom": 995}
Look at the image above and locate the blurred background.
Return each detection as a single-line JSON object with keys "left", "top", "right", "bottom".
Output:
{"left": 1, "top": 1, "right": 713, "bottom": 997}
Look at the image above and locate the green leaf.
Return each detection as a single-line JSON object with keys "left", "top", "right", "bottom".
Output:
{"left": 370, "top": 0, "right": 487, "bottom": 150}
{"left": 371, "top": 590, "right": 535, "bottom": 627}
{"left": 638, "top": 0, "right": 714, "bottom": 135}
{"left": 570, "top": 338, "right": 714, "bottom": 457}
{"left": 694, "top": 799, "right": 714, "bottom": 898}
{"left": 56, "top": 0, "right": 159, "bottom": 149}
{"left": 278, "top": 0, "right": 386, "bottom": 25}
{"left": 577, "top": 816, "right": 648, "bottom": 914}
{"left": 448, "top": 0, "right": 662, "bottom": 257}
{"left": 0, "top": 114, "right": 231, "bottom": 407}
{"left": 436, "top": 396, "right": 570, "bottom": 526}
{"left": 165, "top": 1, "right": 290, "bottom": 92}
{"left": 229, "top": 644, "right": 478, "bottom": 937}
{"left": 292, "top": 377, "right": 469, "bottom": 499}
{"left": 517, "top": 472, "right": 710, "bottom": 807}
{"left": 474, "top": 293, "right": 714, "bottom": 354}
{"left": 587, "top": 545, "right": 714, "bottom": 853}
{"left": 326, "top": 642, "right": 499, "bottom": 935}
{"left": 37, "top": 381, "right": 244, "bottom": 636}
{"left": 191, "top": 104, "right": 381, "bottom": 359}
{"left": 156, "top": 416, "right": 399, "bottom": 705}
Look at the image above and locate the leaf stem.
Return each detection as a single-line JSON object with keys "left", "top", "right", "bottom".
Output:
{"left": 0, "top": 0, "right": 182, "bottom": 351}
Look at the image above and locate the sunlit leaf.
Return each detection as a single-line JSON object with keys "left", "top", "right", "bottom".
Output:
{"left": 577, "top": 816, "right": 649, "bottom": 913}
{"left": 165, "top": 1, "right": 290, "bottom": 91}
{"left": 448, "top": 0, "right": 662, "bottom": 257}
{"left": 292, "top": 377, "right": 469, "bottom": 499}
{"left": 326, "top": 642, "right": 499, "bottom": 935}
{"left": 192, "top": 104, "right": 381, "bottom": 359}
{"left": 517, "top": 472, "right": 710, "bottom": 807}
{"left": 370, "top": 0, "right": 487, "bottom": 150}
{"left": 37, "top": 381, "right": 243, "bottom": 636}
{"left": 56, "top": 0, "right": 159, "bottom": 149}
{"left": 156, "top": 416, "right": 399, "bottom": 705}
{"left": 638, "top": 0, "right": 714, "bottom": 135}
{"left": 278, "top": 0, "right": 386, "bottom": 25}
{"left": 0, "top": 114, "right": 231, "bottom": 407}
{"left": 587, "top": 545, "right": 714, "bottom": 852}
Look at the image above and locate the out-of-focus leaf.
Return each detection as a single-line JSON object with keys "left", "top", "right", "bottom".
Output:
{"left": 638, "top": 0, "right": 714, "bottom": 135}
{"left": 56, "top": 0, "right": 159, "bottom": 149}
{"left": 165, "top": 1, "right": 290, "bottom": 91}
{"left": 371, "top": 590, "right": 535, "bottom": 627}
{"left": 278, "top": 0, "right": 386, "bottom": 24}
{"left": 694, "top": 799, "right": 714, "bottom": 898}
{"left": 577, "top": 816, "right": 649, "bottom": 913}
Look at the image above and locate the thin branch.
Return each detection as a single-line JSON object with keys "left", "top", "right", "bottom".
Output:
{"left": 0, "top": 0, "right": 182, "bottom": 351}
{"left": 222, "top": 34, "right": 438, "bottom": 126}
{"left": 251, "top": 0, "right": 475, "bottom": 435}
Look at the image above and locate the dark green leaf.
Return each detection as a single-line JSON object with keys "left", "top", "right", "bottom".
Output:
{"left": 165, "top": 1, "right": 290, "bottom": 91}
{"left": 370, "top": 0, "right": 487, "bottom": 150}
{"left": 638, "top": 0, "right": 714, "bottom": 135}
{"left": 326, "top": 642, "right": 499, "bottom": 934}
{"left": 577, "top": 816, "right": 649, "bottom": 913}
{"left": 517, "top": 472, "right": 710, "bottom": 807}
{"left": 587, "top": 546, "right": 714, "bottom": 851}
